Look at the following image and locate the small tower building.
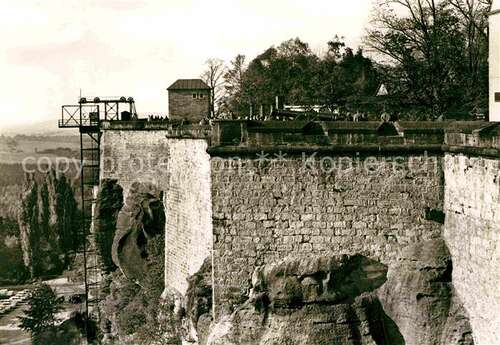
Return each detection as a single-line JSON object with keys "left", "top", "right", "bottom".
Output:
{"left": 167, "top": 79, "right": 211, "bottom": 123}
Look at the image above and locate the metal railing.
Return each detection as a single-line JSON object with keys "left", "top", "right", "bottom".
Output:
{"left": 59, "top": 105, "right": 100, "bottom": 128}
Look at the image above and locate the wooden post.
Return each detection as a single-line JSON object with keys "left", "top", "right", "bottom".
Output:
{"left": 275, "top": 96, "right": 284, "bottom": 110}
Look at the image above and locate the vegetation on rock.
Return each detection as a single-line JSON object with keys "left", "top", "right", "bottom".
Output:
{"left": 184, "top": 257, "right": 213, "bottom": 344}
{"left": 100, "top": 234, "right": 181, "bottom": 345}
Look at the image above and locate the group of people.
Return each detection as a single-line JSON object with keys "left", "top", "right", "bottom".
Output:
{"left": 345, "top": 111, "right": 401, "bottom": 122}
{"left": 147, "top": 115, "right": 168, "bottom": 121}
{"left": 144, "top": 111, "right": 405, "bottom": 123}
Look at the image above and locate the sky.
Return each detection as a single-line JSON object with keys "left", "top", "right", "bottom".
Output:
{"left": 0, "top": 0, "right": 373, "bottom": 130}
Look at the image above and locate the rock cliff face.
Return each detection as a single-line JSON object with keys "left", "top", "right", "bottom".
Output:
{"left": 205, "top": 254, "right": 401, "bottom": 345}
{"left": 17, "top": 171, "right": 80, "bottom": 278}
{"left": 182, "top": 240, "right": 473, "bottom": 345}
{"left": 94, "top": 179, "right": 123, "bottom": 273}
{"left": 97, "top": 181, "right": 176, "bottom": 345}
{"left": 208, "top": 295, "right": 403, "bottom": 345}
{"left": 111, "top": 181, "right": 165, "bottom": 284}
{"left": 377, "top": 239, "right": 474, "bottom": 345}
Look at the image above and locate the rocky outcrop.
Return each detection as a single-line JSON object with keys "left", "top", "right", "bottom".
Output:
{"left": 377, "top": 239, "right": 474, "bottom": 345}
{"left": 96, "top": 180, "right": 178, "bottom": 344}
{"left": 111, "top": 181, "right": 165, "bottom": 284}
{"left": 249, "top": 254, "right": 387, "bottom": 307}
{"left": 208, "top": 294, "right": 404, "bottom": 345}
{"left": 99, "top": 230, "right": 179, "bottom": 345}
{"left": 94, "top": 179, "right": 123, "bottom": 273}
{"left": 205, "top": 254, "right": 403, "bottom": 345}
{"left": 194, "top": 241, "right": 473, "bottom": 345}
{"left": 17, "top": 171, "right": 79, "bottom": 278}
{"left": 183, "top": 257, "right": 213, "bottom": 344}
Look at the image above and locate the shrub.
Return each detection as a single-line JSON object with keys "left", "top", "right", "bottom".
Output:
{"left": 19, "top": 284, "right": 64, "bottom": 342}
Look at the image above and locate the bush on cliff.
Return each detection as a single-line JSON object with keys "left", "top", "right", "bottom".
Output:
{"left": 101, "top": 233, "right": 181, "bottom": 344}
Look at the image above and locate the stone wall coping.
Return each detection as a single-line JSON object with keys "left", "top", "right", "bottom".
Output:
{"left": 214, "top": 119, "right": 486, "bottom": 130}
{"left": 207, "top": 144, "right": 444, "bottom": 157}
{"left": 101, "top": 119, "right": 489, "bottom": 131}
{"left": 100, "top": 119, "right": 500, "bottom": 158}
{"left": 101, "top": 120, "right": 211, "bottom": 139}
{"left": 442, "top": 145, "right": 500, "bottom": 158}
{"left": 208, "top": 144, "right": 500, "bottom": 158}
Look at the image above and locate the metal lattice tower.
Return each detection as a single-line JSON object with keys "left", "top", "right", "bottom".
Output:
{"left": 58, "top": 96, "right": 136, "bottom": 342}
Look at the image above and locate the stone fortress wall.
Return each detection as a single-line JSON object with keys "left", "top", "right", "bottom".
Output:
{"left": 443, "top": 128, "right": 500, "bottom": 344}
{"left": 99, "top": 120, "right": 500, "bottom": 344}
{"left": 209, "top": 120, "right": 448, "bottom": 318}
{"left": 99, "top": 125, "right": 212, "bottom": 295}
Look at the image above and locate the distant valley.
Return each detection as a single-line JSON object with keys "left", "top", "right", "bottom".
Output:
{"left": 1, "top": 119, "right": 79, "bottom": 137}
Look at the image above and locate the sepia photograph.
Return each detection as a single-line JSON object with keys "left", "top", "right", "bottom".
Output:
{"left": 0, "top": 0, "right": 499, "bottom": 344}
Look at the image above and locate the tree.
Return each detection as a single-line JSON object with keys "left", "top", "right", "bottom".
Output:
{"left": 20, "top": 180, "right": 40, "bottom": 278}
{"left": 242, "top": 38, "right": 319, "bottom": 111}
{"left": 215, "top": 37, "right": 380, "bottom": 117}
{"left": 0, "top": 217, "right": 28, "bottom": 283}
{"left": 221, "top": 54, "right": 247, "bottom": 118}
{"left": 56, "top": 174, "right": 81, "bottom": 253}
{"left": 201, "top": 58, "right": 226, "bottom": 118}
{"left": 19, "top": 283, "right": 64, "bottom": 343}
{"left": 365, "top": 0, "right": 490, "bottom": 118}
{"left": 6, "top": 138, "right": 18, "bottom": 152}
{"left": 448, "top": 0, "right": 490, "bottom": 110}
{"left": 313, "top": 37, "right": 380, "bottom": 111}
